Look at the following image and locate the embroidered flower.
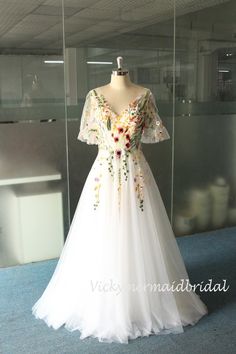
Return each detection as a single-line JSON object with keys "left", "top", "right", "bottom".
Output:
{"left": 118, "top": 127, "right": 124, "bottom": 134}
{"left": 116, "top": 149, "right": 122, "bottom": 158}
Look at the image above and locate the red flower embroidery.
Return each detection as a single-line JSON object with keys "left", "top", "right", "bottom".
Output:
{"left": 125, "top": 133, "right": 130, "bottom": 140}
{"left": 118, "top": 127, "right": 124, "bottom": 134}
{"left": 116, "top": 149, "right": 121, "bottom": 158}
{"left": 125, "top": 142, "right": 130, "bottom": 148}
{"left": 114, "top": 136, "right": 119, "bottom": 142}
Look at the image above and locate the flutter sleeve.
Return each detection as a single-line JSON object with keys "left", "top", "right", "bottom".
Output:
{"left": 141, "top": 90, "right": 170, "bottom": 143}
{"left": 77, "top": 91, "right": 100, "bottom": 145}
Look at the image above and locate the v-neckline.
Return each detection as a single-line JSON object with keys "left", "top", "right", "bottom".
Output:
{"left": 93, "top": 88, "right": 150, "bottom": 117}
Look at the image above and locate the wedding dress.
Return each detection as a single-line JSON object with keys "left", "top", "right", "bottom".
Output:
{"left": 32, "top": 87, "right": 208, "bottom": 344}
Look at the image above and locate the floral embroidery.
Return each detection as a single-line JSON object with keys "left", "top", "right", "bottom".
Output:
{"left": 93, "top": 173, "right": 102, "bottom": 210}
{"left": 141, "top": 92, "right": 170, "bottom": 143}
{"left": 77, "top": 91, "right": 100, "bottom": 145}
{"left": 77, "top": 88, "right": 170, "bottom": 211}
{"left": 132, "top": 153, "right": 144, "bottom": 211}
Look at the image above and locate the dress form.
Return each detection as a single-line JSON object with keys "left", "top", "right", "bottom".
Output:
{"left": 95, "top": 56, "right": 147, "bottom": 116}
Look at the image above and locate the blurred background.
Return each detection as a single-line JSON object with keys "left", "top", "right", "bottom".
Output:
{"left": 0, "top": 0, "right": 236, "bottom": 267}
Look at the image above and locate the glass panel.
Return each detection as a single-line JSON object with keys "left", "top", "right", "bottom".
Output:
{"left": 174, "top": 0, "right": 236, "bottom": 236}
{"left": 0, "top": 0, "right": 68, "bottom": 267}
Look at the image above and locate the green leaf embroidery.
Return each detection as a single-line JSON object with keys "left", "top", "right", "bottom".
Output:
{"left": 107, "top": 117, "right": 111, "bottom": 130}
{"left": 130, "top": 136, "right": 137, "bottom": 149}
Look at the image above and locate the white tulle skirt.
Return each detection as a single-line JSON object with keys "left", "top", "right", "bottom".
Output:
{"left": 32, "top": 147, "right": 208, "bottom": 344}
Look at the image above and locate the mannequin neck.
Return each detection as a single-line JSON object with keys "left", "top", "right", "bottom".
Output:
{"left": 109, "top": 73, "right": 133, "bottom": 89}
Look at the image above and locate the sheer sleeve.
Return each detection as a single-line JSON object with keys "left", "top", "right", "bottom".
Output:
{"left": 77, "top": 91, "right": 100, "bottom": 145}
{"left": 141, "top": 91, "right": 170, "bottom": 144}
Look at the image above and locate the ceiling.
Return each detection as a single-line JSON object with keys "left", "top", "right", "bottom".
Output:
{"left": 0, "top": 0, "right": 233, "bottom": 53}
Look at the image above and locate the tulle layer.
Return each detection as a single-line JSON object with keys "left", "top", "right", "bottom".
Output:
{"left": 32, "top": 147, "right": 208, "bottom": 344}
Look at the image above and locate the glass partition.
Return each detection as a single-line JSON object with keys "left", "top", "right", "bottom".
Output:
{"left": 173, "top": 0, "right": 236, "bottom": 236}
{"left": 0, "top": 0, "right": 69, "bottom": 267}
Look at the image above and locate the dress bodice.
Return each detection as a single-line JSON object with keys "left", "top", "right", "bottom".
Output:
{"left": 77, "top": 87, "right": 170, "bottom": 156}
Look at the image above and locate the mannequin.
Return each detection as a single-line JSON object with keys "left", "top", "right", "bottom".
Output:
{"left": 94, "top": 56, "right": 147, "bottom": 116}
